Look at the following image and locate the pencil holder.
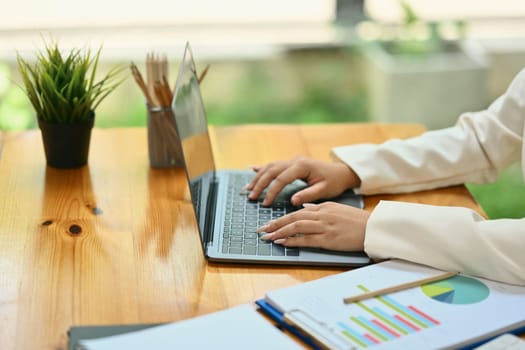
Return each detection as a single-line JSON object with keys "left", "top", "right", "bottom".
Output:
{"left": 146, "top": 105, "right": 184, "bottom": 168}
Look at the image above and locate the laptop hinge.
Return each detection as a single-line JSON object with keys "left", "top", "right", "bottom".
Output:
{"left": 203, "top": 180, "right": 218, "bottom": 244}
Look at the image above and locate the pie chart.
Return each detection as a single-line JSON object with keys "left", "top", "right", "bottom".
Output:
{"left": 421, "top": 275, "right": 490, "bottom": 304}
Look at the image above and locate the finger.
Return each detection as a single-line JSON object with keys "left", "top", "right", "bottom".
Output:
{"left": 274, "top": 233, "right": 325, "bottom": 248}
{"left": 247, "top": 169, "right": 279, "bottom": 200}
{"left": 261, "top": 177, "right": 292, "bottom": 206}
{"left": 302, "top": 203, "right": 317, "bottom": 207}
{"left": 262, "top": 218, "right": 323, "bottom": 241}
{"left": 261, "top": 164, "right": 308, "bottom": 206}
{"left": 258, "top": 204, "right": 319, "bottom": 232}
{"left": 248, "top": 163, "right": 290, "bottom": 201}
{"left": 289, "top": 182, "right": 328, "bottom": 206}
{"left": 243, "top": 165, "right": 266, "bottom": 191}
{"left": 245, "top": 165, "right": 276, "bottom": 199}
{"left": 243, "top": 166, "right": 261, "bottom": 189}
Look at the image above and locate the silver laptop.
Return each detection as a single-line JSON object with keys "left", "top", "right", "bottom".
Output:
{"left": 171, "top": 42, "right": 370, "bottom": 267}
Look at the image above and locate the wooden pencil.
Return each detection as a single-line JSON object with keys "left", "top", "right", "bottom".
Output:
{"left": 130, "top": 62, "right": 154, "bottom": 106}
{"left": 342, "top": 271, "right": 458, "bottom": 304}
{"left": 198, "top": 64, "right": 210, "bottom": 84}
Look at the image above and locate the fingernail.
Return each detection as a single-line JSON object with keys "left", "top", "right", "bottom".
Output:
{"left": 302, "top": 203, "right": 316, "bottom": 207}
{"left": 274, "top": 239, "right": 286, "bottom": 244}
{"left": 257, "top": 224, "right": 269, "bottom": 232}
{"left": 260, "top": 233, "right": 272, "bottom": 240}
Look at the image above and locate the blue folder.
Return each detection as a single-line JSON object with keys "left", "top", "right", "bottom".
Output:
{"left": 255, "top": 298, "right": 323, "bottom": 350}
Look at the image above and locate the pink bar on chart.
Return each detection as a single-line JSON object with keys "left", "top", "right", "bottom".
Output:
{"left": 408, "top": 305, "right": 440, "bottom": 325}
{"left": 394, "top": 314, "right": 421, "bottom": 331}
{"left": 372, "top": 319, "right": 401, "bottom": 338}
{"left": 364, "top": 333, "right": 381, "bottom": 344}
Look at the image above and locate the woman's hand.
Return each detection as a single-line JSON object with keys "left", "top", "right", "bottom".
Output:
{"left": 257, "top": 202, "right": 369, "bottom": 251}
{"left": 245, "top": 156, "right": 361, "bottom": 206}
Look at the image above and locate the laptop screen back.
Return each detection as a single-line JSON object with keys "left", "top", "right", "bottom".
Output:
{"left": 172, "top": 43, "right": 217, "bottom": 250}
{"left": 172, "top": 43, "right": 216, "bottom": 181}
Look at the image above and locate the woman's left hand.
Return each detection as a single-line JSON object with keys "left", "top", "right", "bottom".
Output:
{"left": 258, "top": 202, "right": 370, "bottom": 251}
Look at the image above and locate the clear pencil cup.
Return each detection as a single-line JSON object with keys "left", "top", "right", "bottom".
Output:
{"left": 146, "top": 105, "right": 184, "bottom": 168}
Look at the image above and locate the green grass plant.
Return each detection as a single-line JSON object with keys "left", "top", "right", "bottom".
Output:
{"left": 16, "top": 40, "right": 125, "bottom": 123}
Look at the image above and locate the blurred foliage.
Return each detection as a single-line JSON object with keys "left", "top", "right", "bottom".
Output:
{"left": 467, "top": 164, "right": 525, "bottom": 219}
{"left": 0, "top": 62, "right": 36, "bottom": 130}
{"left": 204, "top": 47, "right": 368, "bottom": 125}
{"left": 361, "top": 0, "right": 467, "bottom": 57}
{"left": 206, "top": 74, "right": 368, "bottom": 125}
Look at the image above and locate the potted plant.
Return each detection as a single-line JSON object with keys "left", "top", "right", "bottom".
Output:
{"left": 357, "top": 1, "right": 488, "bottom": 129}
{"left": 17, "top": 40, "right": 125, "bottom": 168}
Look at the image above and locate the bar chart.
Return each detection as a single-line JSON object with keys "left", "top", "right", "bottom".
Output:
{"left": 335, "top": 275, "right": 491, "bottom": 348}
{"left": 336, "top": 284, "right": 440, "bottom": 348}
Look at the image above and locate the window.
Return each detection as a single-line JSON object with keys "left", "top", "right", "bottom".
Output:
{"left": 1, "top": 0, "right": 339, "bottom": 59}
{"left": 0, "top": 0, "right": 335, "bottom": 29}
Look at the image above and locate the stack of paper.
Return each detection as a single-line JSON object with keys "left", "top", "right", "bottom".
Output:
{"left": 76, "top": 304, "right": 302, "bottom": 350}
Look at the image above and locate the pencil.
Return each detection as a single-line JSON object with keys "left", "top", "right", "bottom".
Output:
{"left": 198, "top": 64, "right": 210, "bottom": 84}
{"left": 130, "top": 62, "right": 154, "bottom": 106}
{"left": 342, "top": 271, "right": 458, "bottom": 304}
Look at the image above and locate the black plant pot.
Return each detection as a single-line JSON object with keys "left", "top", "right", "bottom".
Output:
{"left": 38, "top": 115, "right": 95, "bottom": 169}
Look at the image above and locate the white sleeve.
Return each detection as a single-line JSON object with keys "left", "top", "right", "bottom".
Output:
{"left": 331, "top": 69, "right": 525, "bottom": 286}
{"left": 331, "top": 69, "right": 525, "bottom": 195}
{"left": 365, "top": 201, "right": 525, "bottom": 286}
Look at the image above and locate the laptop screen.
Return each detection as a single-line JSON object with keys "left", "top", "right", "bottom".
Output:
{"left": 172, "top": 43, "right": 216, "bottom": 182}
{"left": 172, "top": 43, "right": 218, "bottom": 248}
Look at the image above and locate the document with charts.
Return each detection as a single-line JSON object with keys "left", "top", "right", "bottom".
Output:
{"left": 262, "top": 259, "right": 525, "bottom": 350}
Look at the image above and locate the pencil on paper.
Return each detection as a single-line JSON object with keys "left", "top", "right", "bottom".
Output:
{"left": 343, "top": 271, "right": 458, "bottom": 304}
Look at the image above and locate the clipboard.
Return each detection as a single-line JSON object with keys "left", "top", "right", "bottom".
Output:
{"left": 255, "top": 299, "right": 355, "bottom": 350}
{"left": 256, "top": 299, "right": 324, "bottom": 350}
{"left": 259, "top": 260, "right": 525, "bottom": 350}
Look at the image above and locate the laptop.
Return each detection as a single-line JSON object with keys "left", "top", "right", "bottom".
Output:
{"left": 171, "top": 42, "right": 371, "bottom": 267}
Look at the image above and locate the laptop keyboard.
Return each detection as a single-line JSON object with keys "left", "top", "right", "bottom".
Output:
{"left": 221, "top": 174, "right": 300, "bottom": 257}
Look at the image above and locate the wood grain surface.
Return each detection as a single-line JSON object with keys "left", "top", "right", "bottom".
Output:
{"left": 0, "top": 124, "right": 489, "bottom": 349}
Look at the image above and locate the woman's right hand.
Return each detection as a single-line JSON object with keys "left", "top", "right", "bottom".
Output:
{"left": 244, "top": 156, "right": 361, "bottom": 207}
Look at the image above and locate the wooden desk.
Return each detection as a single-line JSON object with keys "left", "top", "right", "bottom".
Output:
{"left": 0, "top": 124, "right": 485, "bottom": 350}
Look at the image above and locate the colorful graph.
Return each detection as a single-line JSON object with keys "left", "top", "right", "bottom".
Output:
{"left": 335, "top": 284, "right": 440, "bottom": 348}
{"left": 333, "top": 276, "right": 490, "bottom": 348}
{"left": 421, "top": 275, "right": 490, "bottom": 304}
